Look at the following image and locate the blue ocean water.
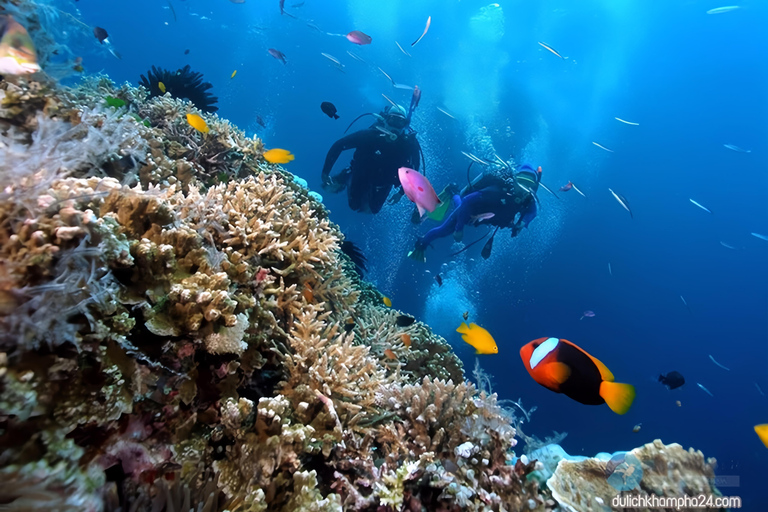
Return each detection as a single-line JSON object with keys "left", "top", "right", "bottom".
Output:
{"left": 71, "top": 0, "right": 766, "bottom": 507}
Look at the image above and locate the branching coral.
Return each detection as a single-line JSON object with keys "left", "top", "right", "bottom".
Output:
{"left": 281, "top": 305, "right": 388, "bottom": 431}
{"left": 375, "top": 376, "right": 478, "bottom": 463}
{"left": 351, "top": 304, "right": 463, "bottom": 384}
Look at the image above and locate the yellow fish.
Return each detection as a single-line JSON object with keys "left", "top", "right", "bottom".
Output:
{"left": 231, "top": 70, "right": 237, "bottom": 79}
{"left": 186, "top": 113, "right": 209, "bottom": 133}
{"left": 382, "top": 296, "right": 392, "bottom": 307}
{"left": 756, "top": 424, "right": 768, "bottom": 449}
{"left": 158, "top": 81, "right": 166, "bottom": 93}
{"left": 263, "top": 148, "right": 295, "bottom": 164}
{"left": 456, "top": 322, "right": 498, "bottom": 354}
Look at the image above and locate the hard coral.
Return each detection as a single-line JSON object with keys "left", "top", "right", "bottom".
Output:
{"left": 352, "top": 304, "right": 463, "bottom": 384}
{"left": 139, "top": 65, "right": 219, "bottom": 113}
{"left": 281, "top": 305, "right": 388, "bottom": 431}
{"left": 547, "top": 439, "right": 721, "bottom": 512}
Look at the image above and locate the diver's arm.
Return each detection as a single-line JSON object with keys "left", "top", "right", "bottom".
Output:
{"left": 511, "top": 200, "right": 538, "bottom": 237}
{"left": 320, "top": 130, "right": 369, "bottom": 184}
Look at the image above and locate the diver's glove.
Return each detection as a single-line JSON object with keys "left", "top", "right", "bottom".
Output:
{"left": 407, "top": 240, "right": 427, "bottom": 263}
{"left": 321, "top": 174, "right": 346, "bottom": 194}
{"left": 510, "top": 212, "right": 524, "bottom": 237}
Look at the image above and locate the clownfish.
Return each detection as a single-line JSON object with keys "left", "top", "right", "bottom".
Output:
{"left": 520, "top": 337, "right": 635, "bottom": 415}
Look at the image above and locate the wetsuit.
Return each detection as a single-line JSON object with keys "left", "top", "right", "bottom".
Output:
{"left": 321, "top": 127, "right": 421, "bottom": 214}
{"left": 415, "top": 168, "right": 539, "bottom": 251}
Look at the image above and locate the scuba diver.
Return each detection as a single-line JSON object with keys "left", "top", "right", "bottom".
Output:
{"left": 407, "top": 162, "right": 542, "bottom": 262}
{"left": 320, "top": 89, "right": 423, "bottom": 214}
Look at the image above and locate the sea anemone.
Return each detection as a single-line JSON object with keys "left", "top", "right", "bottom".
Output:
{"left": 139, "top": 65, "right": 218, "bottom": 113}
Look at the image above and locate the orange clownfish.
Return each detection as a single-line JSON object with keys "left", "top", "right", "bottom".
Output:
{"left": 520, "top": 337, "right": 636, "bottom": 415}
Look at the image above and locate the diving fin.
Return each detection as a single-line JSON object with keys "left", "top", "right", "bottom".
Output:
{"left": 481, "top": 227, "right": 499, "bottom": 259}
{"left": 407, "top": 246, "right": 426, "bottom": 263}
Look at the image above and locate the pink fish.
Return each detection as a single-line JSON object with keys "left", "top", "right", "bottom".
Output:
{"left": 470, "top": 212, "right": 495, "bottom": 223}
{"left": 580, "top": 310, "right": 595, "bottom": 320}
{"left": 346, "top": 30, "right": 372, "bottom": 45}
{"left": 268, "top": 48, "right": 287, "bottom": 64}
{"left": 398, "top": 167, "right": 440, "bottom": 218}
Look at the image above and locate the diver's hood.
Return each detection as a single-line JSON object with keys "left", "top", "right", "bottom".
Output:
{"left": 516, "top": 163, "right": 539, "bottom": 192}
{"left": 381, "top": 105, "right": 409, "bottom": 131}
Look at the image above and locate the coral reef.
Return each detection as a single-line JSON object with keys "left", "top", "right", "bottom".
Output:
{"left": 0, "top": 11, "right": 722, "bottom": 510}
{"left": 547, "top": 439, "right": 721, "bottom": 512}
{"left": 0, "top": 70, "right": 542, "bottom": 511}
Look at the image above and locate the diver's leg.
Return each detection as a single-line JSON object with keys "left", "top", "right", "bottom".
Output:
{"left": 368, "top": 185, "right": 390, "bottom": 214}
{"left": 409, "top": 211, "right": 460, "bottom": 261}
{"left": 346, "top": 166, "right": 365, "bottom": 212}
{"left": 419, "top": 208, "right": 461, "bottom": 246}
{"left": 453, "top": 191, "right": 484, "bottom": 236}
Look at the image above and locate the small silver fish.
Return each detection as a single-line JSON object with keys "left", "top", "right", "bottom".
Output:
{"left": 395, "top": 41, "right": 411, "bottom": 57}
{"left": 680, "top": 295, "right": 692, "bottom": 314}
{"left": 378, "top": 66, "right": 395, "bottom": 84}
{"left": 307, "top": 22, "right": 325, "bottom": 34}
{"left": 689, "top": 198, "right": 712, "bottom": 214}
{"left": 346, "top": 50, "right": 366, "bottom": 63}
{"left": 719, "top": 241, "right": 737, "bottom": 250}
{"left": 321, "top": 52, "right": 345, "bottom": 72}
{"left": 592, "top": 141, "right": 614, "bottom": 153}
{"left": 697, "top": 383, "right": 714, "bottom": 397}
{"left": 608, "top": 262, "right": 612, "bottom": 276}
{"left": 608, "top": 188, "right": 632, "bottom": 218}
{"left": 724, "top": 143, "right": 751, "bottom": 153}
{"left": 680, "top": 295, "right": 687, "bottom": 306}
{"left": 571, "top": 183, "right": 587, "bottom": 198}
{"left": 615, "top": 117, "right": 639, "bottom": 126}
{"left": 751, "top": 232, "right": 768, "bottom": 241}
{"left": 436, "top": 107, "right": 455, "bottom": 119}
{"left": 411, "top": 15, "right": 431, "bottom": 47}
{"left": 321, "top": 52, "right": 340, "bottom": 64}
{"left": 538, "top": 41, "right": 565, "bottom": 59}
{"left": 708, "top": 354, "right": 730, "bottom": 371}
{"left": 706, "top": 6, "right": 740, "bottom": 14}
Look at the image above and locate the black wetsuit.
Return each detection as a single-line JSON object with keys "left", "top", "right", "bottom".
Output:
{"left": 321, "top": 127, "right": 421, "bottom": 214}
